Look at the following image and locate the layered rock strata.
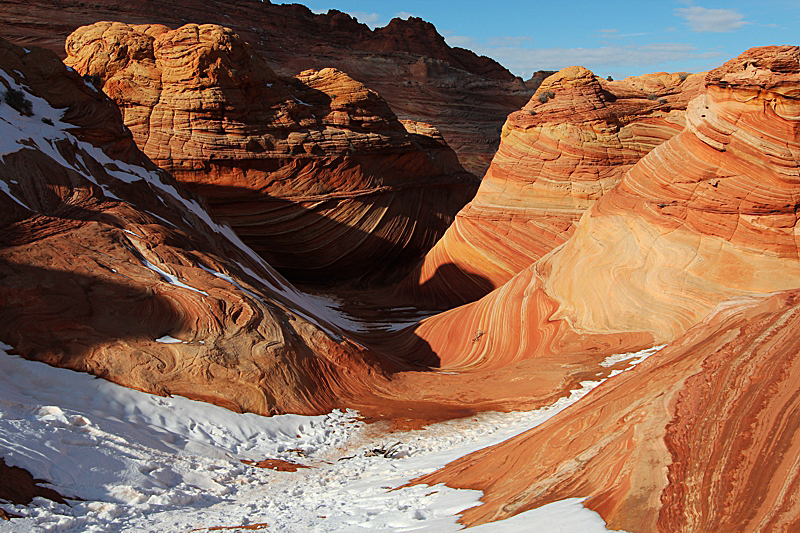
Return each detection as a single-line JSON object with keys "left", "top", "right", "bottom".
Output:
{"left": 403, "top": 45, "right": 800, "bottom": 531}
{"left": 398, "top": 67, "right": 703, "bottom": 307}
{"left": 0, "top": 0, "right": 534, "bottom": 175}
{"left": 396, "top": 45, "right": 800, "bottom": 372}
{"left": 0, "top": 37, "right": 389, "bottom": 416}
{"left": 64, "top": 22, "right": 478, "bottom": 287}
{"left": 416, "top": 289, "right": 800, "bottom": 532}
{"left": 541, "top": 46, "right": 800, "bottom": 341}
{"left": 0, "top": 38, "right": 619, "bottom": 427}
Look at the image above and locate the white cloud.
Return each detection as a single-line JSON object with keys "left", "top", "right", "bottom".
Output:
{"left": 675, "top": 6, "right": 747, "bottom": 32}
{"left": 445, "top": 35, "right": 480, "bottom": 49}
{"left": 347, "top": 11, "right": 386, "bottom": 29}
{"left": 444, "top": 36, "right": 720, "bottom": 79}
{"left": 394, "top": 11, "right": 416, "bottom": 19}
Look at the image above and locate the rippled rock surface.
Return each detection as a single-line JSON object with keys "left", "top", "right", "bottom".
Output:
{"left": 64, "top": 22, "right": 478, "bottom": 287}
{"left": 0, "top": 37, "right": 388, "bottom": 416}
{"left": 398, "top": 67, "right": 702, "bottom": 307}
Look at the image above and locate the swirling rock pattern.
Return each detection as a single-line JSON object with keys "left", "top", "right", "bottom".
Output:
{"left": 541, "top": 45, "right": 800, "bottom": 342}
{"left": 415, "top": 289, "right": 800, "bottom": 532}
{"left": 0, "top": 0, "right": 534, "bottom": 176}
{"left": 398, "top": 67, "right": 702, "bottom": 307}
{"left": 0, "top": 37, "right": 389, "bottom": 416}
{"left": 404, "top": 45, "right": 800, "bottom": 532}
{"left": 64, "top": 22, "right": 478, "bottom": 287}
{"left": 397, "top": 46, "right": 800, "bottom": 377}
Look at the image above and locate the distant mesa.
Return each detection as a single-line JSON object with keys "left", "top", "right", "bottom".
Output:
{"left": 65, "top": 21, "right": 479, "bottom": 288}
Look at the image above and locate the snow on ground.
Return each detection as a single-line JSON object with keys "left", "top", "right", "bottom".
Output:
{"left": 0, "top": 341, "right": 658, "bottom": 532}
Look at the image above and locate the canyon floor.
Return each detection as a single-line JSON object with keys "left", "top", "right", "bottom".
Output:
{"left": 0, "top": 340, "right": 659, "bottom": 532}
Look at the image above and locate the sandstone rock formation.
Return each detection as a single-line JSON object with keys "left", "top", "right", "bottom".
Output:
{"left": 405, "top": 45, "right": 800, "bottom": 532}
{"left": 541, "top": 46, "right": 800, "bottom": 342}
{"left": 394, "top": 45, "right": 800, "bottom": 373}
{"left": 0, "top": 37, "right": 389, "bottom": 416}
{"left": 64, "top": 22, "right": 478, "bottom": 287}
{"left": 397, "top": 67, "right": 703, "bottom": 307}
{"left": 0, "top": 37, "right": 612, "bottom": 432}
{"left": 416, "top": 289, "right": 800, "bottom": 532}
{"left": 0, "top": 0, "right": 533, "bottom": 175}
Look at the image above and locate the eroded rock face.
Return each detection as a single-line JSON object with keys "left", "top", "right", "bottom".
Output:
{"left": 0, "top": 0, "right": 533, "bottom": 176}
{"left": 0, "top": 37, "right": 388, "bottom": 416}
{"left": 64, "top": 22, "right": 478, "bottom": 287}
{"left": 416, "top": 289, "right": 800, "bottom": 532}
{"left": 395, "top": 46, "right": 800, "bottom": 374}
{"left": 403, "top": 46, "right": 800, "bottom": 532}
{"left": 397, "top": 66, "right": 702, "bottom": 308}
{"left": 541, "top": 45, "right": 800, "bottom": 342}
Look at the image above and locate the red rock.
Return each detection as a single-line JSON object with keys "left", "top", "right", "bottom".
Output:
{"left": 415, "top": 289, "right": 800, "bottom": 532}
{"left": 0, "top": 37, "right": 391, "bottom": 416}
{"left": 241, "top": 459, "right": 310, "bottom": 472}
{"left": 0, "top": 457, "right": 66, "bottom": 507}
{"left": 407, "top": 46, "right": 800, "bottom": 532}
{"left": 397, "top": 67, "right": 703, "bottom": 308}
{"left": 541, "top": 46, "right": 800, "bottom": 342}
{"left": 64, "top": 22, "right": 478, "bottom": 287}
{"left": 0, "top": 0, "right": 533, "bottom": 176}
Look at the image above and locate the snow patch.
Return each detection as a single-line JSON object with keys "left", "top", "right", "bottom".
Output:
{"left": 0, "top": 343, "right": 647, "bottom": 532}
{"left": 155, "top": 336, "right": 184, "bottom": 344}
{"left": 139, "top": 258, "right": 208, "bottom": 296}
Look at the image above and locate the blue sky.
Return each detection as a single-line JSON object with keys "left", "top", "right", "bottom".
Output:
{"left": 285, "top": 0, "right": 800, "bottom": 80}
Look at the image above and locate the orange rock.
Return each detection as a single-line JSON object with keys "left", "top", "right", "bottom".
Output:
{"left": 0, "top": 0, "right": 530, "bottom": 175}
{"left": 397, "top": 66, "right": 702, "bottom": 308}
{"left": 0, "top": 37, "right": 391, "bottom": 416}
{"left": 396, "top": 46, "right": 800, "bottom": 381}
{"left": 415, "top": 289, "right": 800, "bottom": 532}
{"left": 541, "top": 45, "right": 800, "bottom": 342}
{"left": 64, "top": 22, "right": 478, "bottom": 287}
{"left": 409, "top": 46, "right": 800, "bottom": 533}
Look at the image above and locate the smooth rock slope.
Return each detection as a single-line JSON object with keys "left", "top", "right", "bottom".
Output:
{"left": 399, "top": 46, "right": 800, "bottom": 372}
{"left": 411, "top": 45, "right": 800, "bottom": 533}
{"left": 398, "top": 67, "right": 703, "bottom": 307}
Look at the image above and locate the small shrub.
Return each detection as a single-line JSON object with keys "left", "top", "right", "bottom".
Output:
{"left": 538, "top": 90, "right": 555, "bottom": 104}
{"left": 3, "top": 88, "right": 33, "bottom": 115}
{"left": 658, "top": 98, "right": 667, "bottom": 105}
{"left": 607, "top": 75, "right": 613, "bottom": 81}
{"left": 646, "top": 93, "right": 659, "bottom": 101}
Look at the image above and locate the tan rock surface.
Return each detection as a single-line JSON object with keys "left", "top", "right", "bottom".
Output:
{"left": 415, "top": 289, "right": 800, "bottom": 532}
{"left": 393, "top": 45, "right": 800, "bottom": 383}
{"left": 541, "top": 46, "right": 800, "bottom": 342}
{"left": 403, "top": 45, "right": 800, "bottom": 532}
{"left": 0, "top": 0, "right": 533, "bottom": 176}
{"left": 64, "top": 22, "right": 478, "bottom": 287}
{"left": 397, "top": 67, "right": 703, "bottom": 307}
